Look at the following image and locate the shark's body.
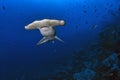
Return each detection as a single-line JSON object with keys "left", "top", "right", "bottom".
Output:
{"left": 25, "top": 19, "right": 65, "bottom": 45}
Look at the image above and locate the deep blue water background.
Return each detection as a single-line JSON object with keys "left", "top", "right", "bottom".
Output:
{"left": 0, "top": 0, "right": 120, "bottom": 80}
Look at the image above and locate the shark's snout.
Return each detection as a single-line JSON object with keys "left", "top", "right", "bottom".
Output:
{"left": 25, "top": 26, "right": 31, "bottom": 30}
{"left": 59, "top": 20, "right": 65, "bottom": 25}
{"left": 25, "top": 26, "right": 27, "bottom": 29}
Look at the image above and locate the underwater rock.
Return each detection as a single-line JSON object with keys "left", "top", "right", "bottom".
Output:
{"left": 83, "top": 61, "right": 92, "bottom": 69}
{"left": 83, "top": 58, "right": 98, "bottom": 69}
{"left": 104, "top": 69, "right": 120, "bottom": 80}
{"left": 50, "top": 64, "right": 73, "bottom": 80}
{"left": 48, "top": 24, "right": 120, "bottom": 79}
{"left": 111, "top": 64, "right": 119, "bottom": 70}
{"left": 113, "top": 41, "right": 120, "bottom": 54}
{"left": 102, "top": 53, "right": 119, "bottom": 69}
{"left": 73, "top": 68, "right": 96, "bottom": 80}
{"left": 71, "top": 51, "right": 86, "bottom": 66}
{"left": 94, "top": 53, "right": 120, "bottom": 80}
{"left": 99, "top": 24, "right": 120, "bottom": 51}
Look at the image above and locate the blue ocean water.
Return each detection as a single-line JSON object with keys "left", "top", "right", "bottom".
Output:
{"left": 0, "top": 0, "right": 120, "bottom": 80}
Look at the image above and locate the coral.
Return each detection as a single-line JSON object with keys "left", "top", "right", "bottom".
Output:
{"left": 73, "top": 68, "right": 96, "bottom": 80}
{"left": 102, "top": 53, "right": 119, "bottom": 68}
{"left": 48, "top": 22, "right": 120, "bottom": 80}
{"left": 99, "top": 24, "right": 120, "bottom": 52}
{"left": 48, "top": 49, "right": 120, "bottom": 80}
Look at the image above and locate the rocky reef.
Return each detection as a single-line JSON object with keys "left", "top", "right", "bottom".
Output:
{"left": 47, "top": 24, "right": 120, "bottom": 80}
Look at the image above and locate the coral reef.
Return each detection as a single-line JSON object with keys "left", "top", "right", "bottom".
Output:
{"left": 99, "top": 24, "right": 120, "bottom": 52}
{"left": 47, "top": 23, "right": 120, "bottom": 80}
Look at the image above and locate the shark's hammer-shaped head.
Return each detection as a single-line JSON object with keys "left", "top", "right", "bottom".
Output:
{"left": 25, "top": 21, "right": 40, "bottom": 30}
{"left": 25, "top": 19, "right": 65, "bottom": 45}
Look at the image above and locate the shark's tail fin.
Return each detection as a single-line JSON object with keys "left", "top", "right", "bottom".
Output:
{"left": 55, "top": 36, "right": 64, "bottom": 43}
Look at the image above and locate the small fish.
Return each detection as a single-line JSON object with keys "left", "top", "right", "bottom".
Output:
{"left": 85, "top": 21, "right": 88, "bottom": 24}
{"left": 83, "top": 10, "right": 87, "bottom": 13}
{"left": 118, "top": 7, "right": 120, "bottom": 11}
{"left": 92, "top": 24, "right": 98, "bottom": 29}
{"left": 96, "top": 15, "right": 98, "bottom": 18}
{"left": 102, "top": 15, "right": 107, "bottom": 18}
{"left": 76, "top": 25, "right": 79, "bottom": 29}
{"left": 83, "top": 5, "right": 86, "bottom": 8}
{"left": 94, "top": 9, "right": 97, "bottom": 12}
{"left": 105, "top": 7, "right": 107, "bottom": 10}
{"left": 2, "top": 5, "right": 6, "bottom": 10}
{"left": 110, "top": 11, "right": 117, "bottom": 16}
{"left": 110, "top": 4, "right": 113, "bottom": 7}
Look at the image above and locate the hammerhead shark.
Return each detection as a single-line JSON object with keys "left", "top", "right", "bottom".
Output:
{"left": 25, "top": 19, "right": 65, "bottom": 45}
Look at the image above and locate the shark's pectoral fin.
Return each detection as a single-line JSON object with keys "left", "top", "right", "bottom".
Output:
{"left": 37, "top": 36, "right": 64, "bottom": 45}
{"left": 55, "top": 36, "right": 64, "bottom": 43}
{"left": 37, "top": 37, "right": 49, "bottom": 45}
